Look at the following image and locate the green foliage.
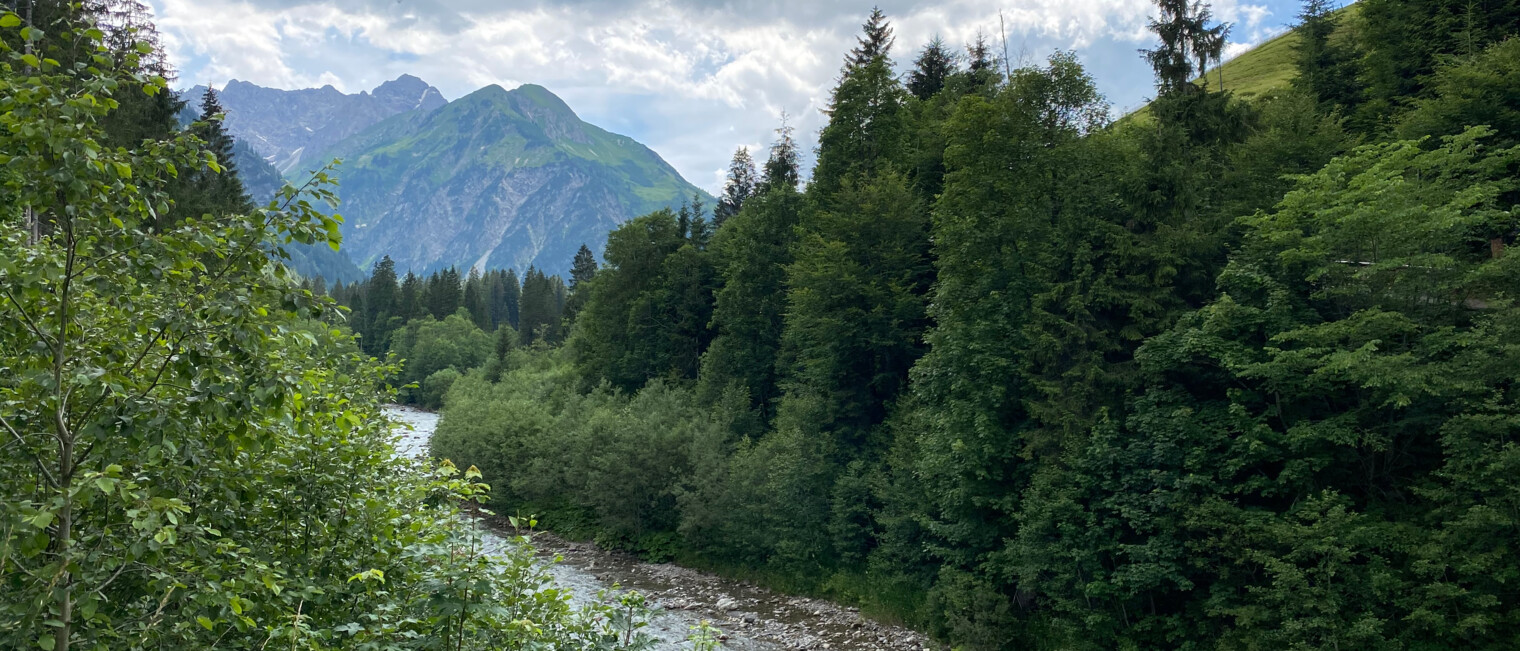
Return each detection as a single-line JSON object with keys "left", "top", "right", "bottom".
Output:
{"left": 388, "top": 311, "right": 494, "bottom": 404}
{"left": 0, "top": 15, "right": 646, "bottom": 650}
{"left": 411, "top": 5, "right": 1520, "bottom": 650}
{"left": 1398, "top": 37, "right": 1520, "bottom": 146}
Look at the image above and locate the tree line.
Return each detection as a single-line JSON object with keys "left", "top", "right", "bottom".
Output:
{"left": 429, "top": 1, "right": 1520, "bottom": 649}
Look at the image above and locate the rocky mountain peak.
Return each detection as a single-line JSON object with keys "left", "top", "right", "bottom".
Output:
{"left": 181, "top": 75, "right": 449, "bottom": 174}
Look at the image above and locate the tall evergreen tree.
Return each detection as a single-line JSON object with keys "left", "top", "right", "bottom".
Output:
{"left": 1292, "top": 0, "right": 1360, "bottom": 109}
{"left": 364, "top": 256, "right": 399, "bottom": 354}
{"left": 166, "top": 86, "right": 251, "bottom": 228}
{"left": 758, "top": 119, "right": 802, "bottom": 194}
{"left": 907, "top": 36, "right": 956, "bottom": 100}
{"left": 847, "top": 6, "right": 895, "bottom": 69}
{"left": 463, "top": 268, "right": 489, "bottom": 330}
{"left": 398, "top": 271, "right": 423, "bottom": 322}
{"left": 811, "top": 9, "right": 909, "bottom": 195}
{"left": 714, "top": 147, "right": 757, "bottom": 228}
{"left": 565, "top": 244, "right": 598, "bottom": 320}
{"left": 1143, "top": 0, "right": 1231, "bottom": 92}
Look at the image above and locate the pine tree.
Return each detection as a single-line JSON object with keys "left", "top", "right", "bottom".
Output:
{"left": 812, "top": 8, "right": 909, "bottom": 195}
{"left": 908, "top": 36, "right": 956, "bottom": 100}
{"left": 502, "top": 269, "right": 521, "bottom": 329}
{"left": 1143, "top": 0, "right": 1231, "bottom": 93}
{"left": 758, "top": 119, "right": 802, "bottom": 194}
{"left": 364, "top": 256, "right": 399, "bottom": 354}
{"left": 565, "top": 244, "right": 598, "bottom": 320}
{"left": 847, "top": 6, "right": 895, "bottom": 69}
{"left": 166, "top": 86, "right": 252, "bottom": 228}
{"left": 714, "top": 147, "right": 757, "bottom": 228}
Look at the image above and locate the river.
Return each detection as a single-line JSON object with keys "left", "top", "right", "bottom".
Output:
{"left": 387, "top": 405, "right": 934, "bottom": 651}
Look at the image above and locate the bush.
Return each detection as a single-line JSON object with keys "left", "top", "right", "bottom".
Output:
{"left": 421, "top": 367, "right": 463, "bottom": 409}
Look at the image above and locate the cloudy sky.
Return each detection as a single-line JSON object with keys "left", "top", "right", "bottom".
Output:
{"left": 148, "top": 0, "right": 1304, "bottom": 192}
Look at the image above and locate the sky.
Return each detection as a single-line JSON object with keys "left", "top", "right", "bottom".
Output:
{"left": 148, "top": 0, "right": 1306, "bottom": 193}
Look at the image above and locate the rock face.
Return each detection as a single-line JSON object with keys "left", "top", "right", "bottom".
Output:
{"left": 185, "top": 77, "right": 709, "bottom": 278}
{"left": 184, "top": 75, "right": 448, "bottom": 175}
{"left": 306, "top": 83, "right": 709, "bottom": 276}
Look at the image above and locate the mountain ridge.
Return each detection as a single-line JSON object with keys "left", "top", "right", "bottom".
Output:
{"left": 303, "top": 81, "right": 711, "bottom": 276}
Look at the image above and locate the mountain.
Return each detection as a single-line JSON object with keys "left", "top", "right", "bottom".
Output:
{"left": 184, "top": 75, "right": 448, "bottom": 175}
{"left": 184, "top": 76, "right": 710, "bottom": 278}
{"left": 297, "top": 82, "right": 711, "bottom": 276}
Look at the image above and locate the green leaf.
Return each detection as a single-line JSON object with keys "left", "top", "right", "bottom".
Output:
{"left": 20, "top": 53, "right": 39, "bottom": 68}
{"left": 197, "top": 616, "right": 214, "bottom": 630}
{"left": 0, "top": 13, "right": 20, "bottom": 27}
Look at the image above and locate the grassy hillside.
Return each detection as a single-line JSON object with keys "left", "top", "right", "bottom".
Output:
{"left": 1121, "top": 3, "right": 1360, "bottom": 121}
{"left": 1210, "top": 28, "right": 1301, "bottom": 100}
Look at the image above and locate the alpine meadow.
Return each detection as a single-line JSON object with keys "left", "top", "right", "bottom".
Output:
{"left": 4, "top": 0, "right": 1520, "bottom": 650}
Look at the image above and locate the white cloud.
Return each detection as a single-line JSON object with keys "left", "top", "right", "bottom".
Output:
{"left": 149, "top": 0, "right": 1296, "bottom": 192}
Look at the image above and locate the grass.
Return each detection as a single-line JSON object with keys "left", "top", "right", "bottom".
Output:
{"left": 1119, "top": 3, "right": 1362, "bottom": 121}
{"left": 1210, "top": 29, "right": 1302, "bottom": 100}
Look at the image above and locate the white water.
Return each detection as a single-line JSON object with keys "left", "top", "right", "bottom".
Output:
{"left": 386, "top": 406, "right": 776, "bottom": 650}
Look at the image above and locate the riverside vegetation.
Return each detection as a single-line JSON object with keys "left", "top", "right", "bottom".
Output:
{"left": 0, "top": 3, "right": 729, "bottom": 650}
{"left": 416, "top": 2, "right": 1520, "bottom": 650}
{"left": 6, "top": 0, "right": 1520, "bottom": 650}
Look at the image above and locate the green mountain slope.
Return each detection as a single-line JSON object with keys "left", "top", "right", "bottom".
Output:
{"left": 1210, "top": 3, "right": 1363, "bottom": 100}
{"left": 301, "top": 83, "right": 712, "bottom": 276}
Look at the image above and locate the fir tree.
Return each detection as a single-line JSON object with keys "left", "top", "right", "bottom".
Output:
{"left": 714, "top": 147, "right": 757, "bottom": 228}
{"left": 812, "top": 9, "right": 909, "bottom": 194}
{"left": 847, "top": 6, "right": 896, "bottom": 69}
{"left": 907, "top": 36, "right": 956, "bottom": 100}
{"left": 1143, "top": 0, "right": 1231, "bottom": 92}
{"left": 758, "top": 119, "right": 802, "bottom": 194}
{"left": 565, "top": 244, "right": 599, "bottom": 320}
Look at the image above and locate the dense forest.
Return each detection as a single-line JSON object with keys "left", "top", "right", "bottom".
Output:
{"left": 0, "top": 2, "right": 696, "bottom": 649}
{"left": 418, "top": 1, "right": 1520, "bottom": 649}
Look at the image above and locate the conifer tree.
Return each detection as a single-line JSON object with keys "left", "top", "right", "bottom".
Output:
{"left": 463, "top": 268, "right": 489, "bottom": 330}
{"left": 811, "top": 8, "right": 908, "bottom": 194}
{"left": 758, "top": 119, "right": 801, "bottom": 194}
{"left": 1292, "top": 0, "right": 1360, "bottom": 109}
{"left": 714, "top": 147, "right": 757, "bottom": 228}
{"left": 364, "top": 256, "right": 399, "bottom": 354}
{"left": 847, "top": 6, "right": 895, "bottom": 69}
{"left": 398, "top": 271, "right": 423, "bottom": 322}
{"left": 504, "top": 267, "right": 522, "bottom": 328}
{"left": 167, "top": 86, "right": 252, "bottom": 228}
{"left": 1143, "top": 0, "right": 1230, "bottom": 92}
{"left": 907, "top": 36, "right": 956, "bottom": 100}
{"left": 688, "top": 192, "right": 712, "bottom": 248}
{"left": 565, "top": 244, "right": 598, "bottom": 320}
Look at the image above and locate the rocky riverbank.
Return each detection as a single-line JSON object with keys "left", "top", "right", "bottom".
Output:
{"left": 390, "top": 405, "right": 937, "bottom": 650}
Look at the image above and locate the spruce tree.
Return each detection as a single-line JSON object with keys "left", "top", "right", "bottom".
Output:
{"left": 166, "top": 86, "right": 252, "bottom": 228}
{"left": 758, "top": 120, "right": 801, "bottom": 194}
{"left": 811, "top": 8, "right": 908, "bottom": 195}
{"left": 463, "top": 268, "right": 489, "bottom": 330}
{"left": 503, "top": 268, "right": 522, "bottom": 329}
{"left": 847, "top": 6, "right": 895, "bottom": 69}
{"left": 565, "top": 244, "right": 598, "bottom": 321}
{"left": 365, "top": 256, "right": 399, "bottom": 354}
{"left": 1143, "top": 0, "right": 1230, "bottom": 92}
{"left": 907, "top": 36, "right": 956, "bottom": 100}
{"left": 714, "top": 147, "right": 757, "bottom": 228}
